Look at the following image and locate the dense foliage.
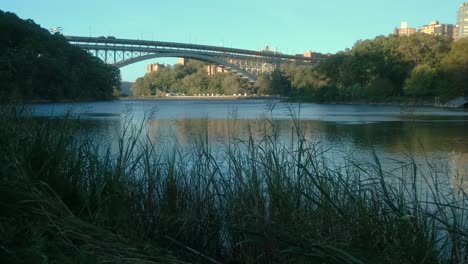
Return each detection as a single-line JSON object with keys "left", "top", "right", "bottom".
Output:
{"left": 133, "top": 34, "right": 467, "bottom": 102}
{"left": 131, "top": 60, "right": 251, "bottom": 96}
{"left": 289, "top": 34, "right": 468, "bottom": 101}
{"left": 0, "top": 11, "right": 121, "bottom": 101}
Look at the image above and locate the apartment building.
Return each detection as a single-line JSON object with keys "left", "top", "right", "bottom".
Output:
{"left": 458, "top": 2, "right": 468, "bottom": 39}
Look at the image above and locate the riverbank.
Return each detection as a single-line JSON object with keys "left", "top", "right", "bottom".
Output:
{"left": 287, "top": 95, "right": 440, "bottom": 107}
{"left": 17, "top": 90, "right": 449, "bottom": 109}
{"left": 121, "top": 94, "right": 287, "bottom": 100}
{"left": 121, "top": 95, "right": 441, "bottom": 107}
{"left": 1, "top": 107, "right": 466, "bottom": 264}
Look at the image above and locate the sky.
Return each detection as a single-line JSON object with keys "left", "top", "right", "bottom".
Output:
{"left": 2, "top": 0, "right": 466, "bottom": 81}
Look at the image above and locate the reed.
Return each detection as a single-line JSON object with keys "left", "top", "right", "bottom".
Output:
{"left": 0, "top": 105, "right": 466, "bottom": 263}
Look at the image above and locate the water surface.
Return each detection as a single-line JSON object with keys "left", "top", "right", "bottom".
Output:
{"left": 30, "top": 99, "right": 468, "bottom": 191}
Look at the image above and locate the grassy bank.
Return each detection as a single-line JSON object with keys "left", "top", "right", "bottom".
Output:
{"left": 0, "top": 106, "right": 466, "bottom": 263}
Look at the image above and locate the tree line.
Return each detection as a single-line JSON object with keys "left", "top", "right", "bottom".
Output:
{"left": 131, "top": 60, "right": 251, "bottom": 97}
{"left": 264, "top": 34, "right": 467, "bottom": 101}
{"left": 310, "top": 34, "right": 468, "bottom": 101}
{"left": 0, "top": 10, "right": 121, "bottom": 101}
{"left": 133, "top": 33, "right": 467, "bottom": 102}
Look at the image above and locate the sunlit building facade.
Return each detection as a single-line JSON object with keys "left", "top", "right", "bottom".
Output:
{"left": 457, "top": 2, "right": 468, "bottom": 39}
{"left": 394, "top": 22, "right": 416, "bottom": 36}
{"left": 418, "top": 20, "right": 439, "bottom": 34}
{"left": 417, "top": 20, "right": 454, "bottom": 39}
{"left": 205, "top": 65, "right": 226, "bottom": 76}
{"left": 147, "top": 63, "right": 164, "bottom": 73}
{"left": 178, "top": 57, "right": 190, "bottom": 65}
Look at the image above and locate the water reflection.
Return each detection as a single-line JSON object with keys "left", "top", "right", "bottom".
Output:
{"left": 141, "top": 118, "right": 468, "bottom": 155}
{"left": 450, "top": 152, "right": 468, "bottom": 194}
{"left": 142, "top": 118, "right": 468, "bottom": 192}
{"left": 30, "top": 99, "right": 468, "bottom": 193}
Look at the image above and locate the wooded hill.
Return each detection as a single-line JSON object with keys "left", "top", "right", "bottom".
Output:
{"left": 0, "top": 10, "right": 121, "bottom": 101}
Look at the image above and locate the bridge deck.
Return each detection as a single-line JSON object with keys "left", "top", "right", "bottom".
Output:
{"left": 66, "top": 36, "right": 321, "bottom": 62}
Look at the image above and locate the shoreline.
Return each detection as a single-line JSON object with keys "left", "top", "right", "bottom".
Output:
{"left": 120, "top": 95, "right": 287, "bottom": 100}
{"left": 120, "top": 96, "right": 443, "bottom": 107}
{"left": 21, "top": 96, "right": 459, "bottom": 109}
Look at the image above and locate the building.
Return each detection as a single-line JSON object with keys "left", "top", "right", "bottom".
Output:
{"left": 418, "top": 20, "right": 454, "bottom": 38}
{"left": 291, "top": 50, "right": 327, "bottom": 63}
{"left": 394, "top": 22, "right": 416, "bottom": 36}
{"left": 304, "top": 50, "right": 326, "bottom": 60}
{"left": 418, "top": 20, "right": 439, "bottom": 34}
{"left": 434, "top": 24, "right": 454, "bottom": 38}
{"left": 178, "top": 57, "right": 190, "bottom": 65}
{"left": 303, "top": 50, "right": 314, "bottom": 58}
{"left": 303, "top": 50, "right": 327, "bottom": 59}
{"left": 147, "top": 63, "right": 164, "bottom": 73}
{"left": 457, "top": 2, "right": 468, "bottom": 39}
{"left": 205, "top": 65, "right": 226, "bottom": 76}
{"left": 178, "top": 57, "right": 189, "bottom": 65}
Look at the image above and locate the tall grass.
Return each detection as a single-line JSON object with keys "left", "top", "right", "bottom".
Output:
{"left": 0, "top": 105, "right": 466, "bottom": 263}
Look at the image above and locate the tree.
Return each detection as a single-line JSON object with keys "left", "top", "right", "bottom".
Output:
{"left": 364, "top": 76, "right": 394, "bottom": 98}
{"left": 439, "top": 38, "right": 468, "bottom": 96}
{"left": 0, "top": 10, "right": 121, "bottom": 101}
{"left": 131, "top": 77, "right": 151, "bottom": 96}
{"left": 255, "top": 74, "right": 273, "bottom": 95}
{"left": 315, "top": 34, "right": 453, "bottom": 99}
{"left": 404, "top": 64, "right": 438, "bottom": 96}
{"left": 222, "top": 74, "right": 242, "bottom": 95}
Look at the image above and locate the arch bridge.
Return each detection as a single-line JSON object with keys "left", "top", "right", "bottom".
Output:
{"left": 66, "top": 36, "right": 322, "bottom": 82}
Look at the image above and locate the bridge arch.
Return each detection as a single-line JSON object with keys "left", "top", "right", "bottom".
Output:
{"left": 114, "top": 52, "right": 257, "bottom": 82}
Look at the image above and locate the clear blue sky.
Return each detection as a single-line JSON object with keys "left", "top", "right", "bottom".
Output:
{"left": 2, "top": 0, "right": 466, "bottom": 81}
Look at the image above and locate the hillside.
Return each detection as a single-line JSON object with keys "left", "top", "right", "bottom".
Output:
{"left": 0, "top": 10, "right": 121, "bottom": 101}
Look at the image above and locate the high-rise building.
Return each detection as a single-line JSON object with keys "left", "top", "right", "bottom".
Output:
{"left": 434, "top": 24, "right": 454, "bottom": 38}
{"left": 394, "top": 21, "right": 416, "bottom": 36}
{"left": 457, "top": 2, "right": 468, "bottom": 39}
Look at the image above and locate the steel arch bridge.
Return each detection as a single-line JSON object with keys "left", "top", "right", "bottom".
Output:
{"left": 66, "top": 36, "right": 322, "bottom": 82}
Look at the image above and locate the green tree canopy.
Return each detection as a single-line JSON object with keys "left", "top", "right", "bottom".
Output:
{"left": 0, "top": 10, "right": 121, "bottom": 101}
{"left": 439, "top": 38, "right": 468, "bottom": 97}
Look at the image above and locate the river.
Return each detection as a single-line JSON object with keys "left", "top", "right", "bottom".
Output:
{"left": 30, "top": 98, "right": 468, "bottom": 192}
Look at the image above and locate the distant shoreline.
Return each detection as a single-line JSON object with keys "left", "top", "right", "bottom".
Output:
{"left": 120, "top": 96, "right": 440, "bottom": 107}
{"left": 24, "top": 96, "right": 448, "bottom": 108}
{"left": 120, "top": 95, "right": 286, "bottom": 100}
